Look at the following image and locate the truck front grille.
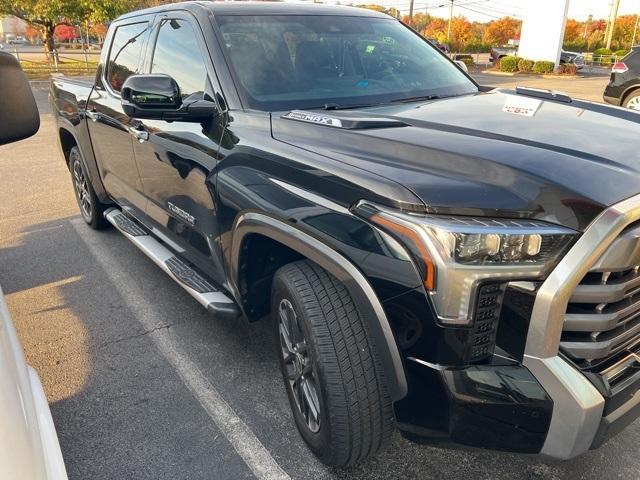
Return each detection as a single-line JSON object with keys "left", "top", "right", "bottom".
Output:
{"left": 562, "top": 261, "right": 640, "bottom": 368}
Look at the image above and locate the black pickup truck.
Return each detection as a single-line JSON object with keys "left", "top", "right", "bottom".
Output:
{"left": 51, "top": 1, "right": 640, "bottom": 468}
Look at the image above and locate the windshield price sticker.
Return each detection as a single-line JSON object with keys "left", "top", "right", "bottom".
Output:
{"left": 502, "top": 96, "right": 542, "bottom": 117}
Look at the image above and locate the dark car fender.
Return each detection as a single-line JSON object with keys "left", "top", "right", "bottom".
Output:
{"left": 56, "top": 119, "right": 110, "bottom": 203}
{"left": 230, "top": 211, "right": 408, "bottom": 401}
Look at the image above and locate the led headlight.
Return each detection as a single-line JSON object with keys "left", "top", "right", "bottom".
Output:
{"left": 358, "top": 204, "right": 578, "bottom": 325}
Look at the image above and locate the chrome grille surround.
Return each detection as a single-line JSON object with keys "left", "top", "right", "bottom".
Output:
{"left": 523, "top": 193, "right": 640, "bottom": 459}
{"left": 561, "top": 225, "right": 640, "bottom": 365}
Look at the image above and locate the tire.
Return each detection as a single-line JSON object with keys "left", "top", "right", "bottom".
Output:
{"left": 68, "top": 146, "right": 109, "bottom": 229}
{"left": 271, "top": 260, "right": 394, "bottom": 467}
{"left": 623, "top": 90, "right": 640, "bottom": 111}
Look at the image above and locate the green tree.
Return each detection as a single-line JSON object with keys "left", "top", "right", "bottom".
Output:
{"left": 0, "top": 0, "right": 132, "bottom": 55}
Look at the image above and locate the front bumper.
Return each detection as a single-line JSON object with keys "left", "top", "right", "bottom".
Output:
{"left": 395, "top": 358, "right": 553, "bottom": 454}
{"left": 396, "top": 193, "right": 640, "bottom": 459}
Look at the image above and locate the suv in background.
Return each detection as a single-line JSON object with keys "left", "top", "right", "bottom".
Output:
{"left": 490, "top": 47, "right": 585, "bottom": 70}
{"left": 604, "top": 46, "right": 640, "bottom": 110}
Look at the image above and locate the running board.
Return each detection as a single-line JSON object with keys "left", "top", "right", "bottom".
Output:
{"left": 104, "top": 208, "right": 240, "bottom": 320}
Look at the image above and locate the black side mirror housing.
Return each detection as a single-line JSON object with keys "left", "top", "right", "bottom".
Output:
{"left": 121, "top": 74, "right": 217, "bottom": 122}
{"left": 0, "top": 52, "right": 40, "bottom": 146}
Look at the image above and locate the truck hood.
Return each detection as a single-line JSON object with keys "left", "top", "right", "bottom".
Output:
{"left": 271, "top": 90, "right": 640, "bottom": 231}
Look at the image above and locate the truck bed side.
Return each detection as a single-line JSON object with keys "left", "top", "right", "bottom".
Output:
{"left": 50, "top": 75, "right": 111, "bottom": 203}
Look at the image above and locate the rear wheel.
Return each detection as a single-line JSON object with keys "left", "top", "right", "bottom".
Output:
{"left": 69, "top": 146, "right": 109, "bottom": 229}
{"left": 271, "top": 260, "right": 394, "bottom": 467}
{"left": 623, "top": 90, "right": 640, "bottom": 111}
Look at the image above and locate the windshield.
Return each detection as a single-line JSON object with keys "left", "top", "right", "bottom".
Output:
{"left": 216, "top": 14, "right": 477, "bottom": 111}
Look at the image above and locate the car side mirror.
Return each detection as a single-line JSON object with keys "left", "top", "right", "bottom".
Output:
{"left": 0, "top": 52, "right": 40, "bottom": 146}
{"left": 454, "top": 60, "right": 469, "bottom": 73}
{"left": 121, "top": 74, "right": 217, "bottom": 122}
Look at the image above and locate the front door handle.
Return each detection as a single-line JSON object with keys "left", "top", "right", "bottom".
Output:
{"left": 85, "top": 110, "right": 100, "bottom": 122}
{"left": 128, "top": 126, "right": 149, "bottom": 143}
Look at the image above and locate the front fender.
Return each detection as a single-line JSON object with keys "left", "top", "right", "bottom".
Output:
{"left": 230, "top": 211, "right": 408, "bottom": 402}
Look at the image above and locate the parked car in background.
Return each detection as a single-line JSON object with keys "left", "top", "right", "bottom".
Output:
{"left": 8, "top": 36, "right": 29, "bottom": 45}
{"left": 427, "top": 38, "right": 449, "bottom": 53}
{"left": 604, "top": 46, "right": 640, "bottom": 110}
{"left": 490, "top": 46, "right": 585, "bottom": 70}
{"left": 0, "top": 51, "right": 67, "bottom": 480}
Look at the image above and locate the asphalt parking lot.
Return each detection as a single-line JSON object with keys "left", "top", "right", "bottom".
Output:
{"left": 1, "top": 81, "right": 638, "bottom": 480}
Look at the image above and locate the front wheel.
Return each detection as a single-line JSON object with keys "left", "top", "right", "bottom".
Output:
{"left": 271, "top": 260, "right": 394, "bottom": 467}
{"left": 624, "top": 90, "right": 640, "bottom": 111}
{"left": 69, "top": 146, "right": 109, "bottom": 229}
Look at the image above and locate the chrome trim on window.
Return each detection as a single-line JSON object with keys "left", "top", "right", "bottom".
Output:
{"left": 523, "top": 192, "right": 640, "bottom": 459}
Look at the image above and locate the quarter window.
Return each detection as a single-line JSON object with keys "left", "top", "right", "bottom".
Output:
{"left": 151, "top": 19, "right": 209, "bottom": 99}
{"left": 107, "top": 22, "right": 149, "bottom": 92}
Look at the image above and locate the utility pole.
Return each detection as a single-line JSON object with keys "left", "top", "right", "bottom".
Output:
{"left": 583, "top": 14, "right": 592, "bottom": 38}
{"left": 447, "top": 0, "right": 454, "bottom": 41}
{"left": 632, "top": 14, "right": 639, "bottom": 48}
{"left": 409, "top": 0, "right": 415, "bottom": 23}
{"left": 605, "top": 0, "right": 621, "bottom": 50}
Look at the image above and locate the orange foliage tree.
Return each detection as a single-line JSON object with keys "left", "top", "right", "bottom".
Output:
{"left": 483, "top": 16, "right": 521, "bottom": 46}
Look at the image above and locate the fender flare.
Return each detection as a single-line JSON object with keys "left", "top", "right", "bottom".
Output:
{"left": 621, "top": 84, "right": 640, "bottom": 105}
{"left": 230, "top": 211, "right": 408, "bottom": 401}
{"left": 56, "top": 120, "right": 110, "bottom": 202}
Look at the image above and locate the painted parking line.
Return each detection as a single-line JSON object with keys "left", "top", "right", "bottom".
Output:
{"left": 71, "top": 218, "right": 291, "bottom": 480}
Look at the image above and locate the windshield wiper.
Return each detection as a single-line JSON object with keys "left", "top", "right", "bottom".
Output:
{"left": 390, "top": 95, "right": 442, "bottom": 104}
{"left": 320, "top": 102, "right": 379, "bottom": 110}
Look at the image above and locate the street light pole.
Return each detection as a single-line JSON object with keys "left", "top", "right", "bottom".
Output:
{"left": 605, "top": 0, "right": 621, "bottom": 50}
{"left": 447, "top": 0, "right": 454, "bottom": 41}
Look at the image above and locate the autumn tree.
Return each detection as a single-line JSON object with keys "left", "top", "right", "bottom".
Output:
{"left": 0, "top": 0, "right": 134, "bottom": 56}
{"left": 483, "top": 16, "right": 521, "bottom": 46}
{"left": 563, "top": 19, "right": 582, "bottom": 42}
{"left": 424, "top": 17, "right": 447, "bottom": 42}
{"left": 449, "top": 16, "right": 472, "bottom": 51}
{"left": 612, "top": 15, "right": 639, "bottom": 50}
{"left": 90, "top": 23, "right": 108, "bottom": 43}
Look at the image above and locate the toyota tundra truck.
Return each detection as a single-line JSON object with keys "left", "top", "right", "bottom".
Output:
{"left": 50, "top": 1, "right": 640, "bottom": 467}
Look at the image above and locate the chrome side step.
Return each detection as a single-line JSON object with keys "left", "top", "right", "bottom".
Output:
{"left": 104, "top": 208, "right": 240, "bottom": 319}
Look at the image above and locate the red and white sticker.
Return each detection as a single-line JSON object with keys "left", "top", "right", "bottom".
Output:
{"left": 502, "top": 96, "right": 542, "bottom": 117}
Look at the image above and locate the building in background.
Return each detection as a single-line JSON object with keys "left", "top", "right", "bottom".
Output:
{"left": 518, "top": 0, "right": 570, "bottom": 66}
{"left": 0, "top": 16, "right": 28, "bottom": 43}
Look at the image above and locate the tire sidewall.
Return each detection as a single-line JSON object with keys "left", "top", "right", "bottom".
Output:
{"left": 271, "top": 275, "right": 334, "bottom": 458}
{"left": 69, "top": 148, "right": 95, "bottom": 225}
{"left": 624, "top": 91, "right": 640, "bottom": 110}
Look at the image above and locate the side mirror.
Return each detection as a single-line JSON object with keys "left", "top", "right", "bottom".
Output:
{"left": 121, "top": 74, "right": 217, "bottom": 122}
{"left": 454, "top": 60, "right": 469, "bottom": 73}
{"left": 0, "top": 52, "right": 39, "bottom": 146}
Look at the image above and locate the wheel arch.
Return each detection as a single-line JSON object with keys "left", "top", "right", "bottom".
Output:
{"left": 231, "top": 211, "right": 408, "bottom": 401}
{"left": 58, "top": 127, "right": 77, "bottom": 167}
{"left": 621, "top": 85, "right": 640, "bottom": 106}
{"left": 56, "top": 123, "right": 111, "bottom": 203}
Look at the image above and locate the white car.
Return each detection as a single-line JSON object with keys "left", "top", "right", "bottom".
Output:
{"left": 0, "top": 52, "right": 67, "bottom": 479}
{"left": 0, "top": 287, "right": 67, "bottom": 479}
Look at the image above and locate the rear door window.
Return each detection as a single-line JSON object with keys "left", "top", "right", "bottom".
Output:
{"left": 107, "top": 22, "right": 150, "bottom": 92}
{"left": 625, "top": 50, "right": 640, "bottom": 69}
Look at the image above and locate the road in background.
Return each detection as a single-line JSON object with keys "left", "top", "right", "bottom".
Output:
{"left": 0, "top": 84, "right": 637, "bottom": 480}
{"left": 474, "top": 72, "right": 611, "bottom": 103}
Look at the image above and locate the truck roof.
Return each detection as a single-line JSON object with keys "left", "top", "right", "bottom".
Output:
{"left": 117, "top": 1, "right": 391, "bottom": 21}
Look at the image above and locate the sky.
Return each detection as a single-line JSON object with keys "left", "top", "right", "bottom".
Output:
{"left": 310, "top": 0, "right": 640, "bottom": 21}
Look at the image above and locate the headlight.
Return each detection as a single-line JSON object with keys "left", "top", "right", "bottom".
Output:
{"left": 356, "top": 203, "right": 578, "bottom": 325}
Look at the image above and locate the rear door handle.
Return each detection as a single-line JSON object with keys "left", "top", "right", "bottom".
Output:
{"left": 128, "top": 126, "right": 149, "bottom": 143}
{"left": 85, "top": 110, "right": 100, "bottom": 122}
